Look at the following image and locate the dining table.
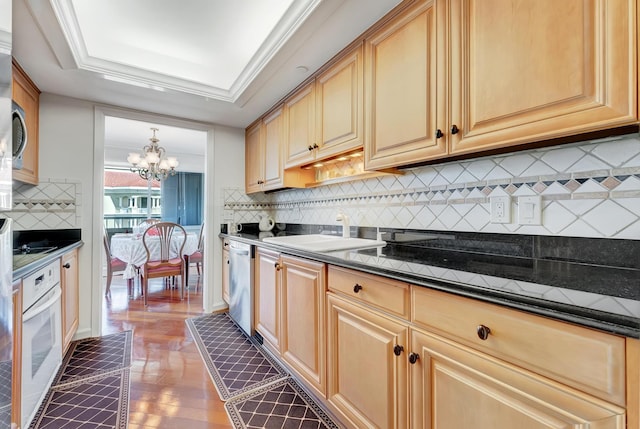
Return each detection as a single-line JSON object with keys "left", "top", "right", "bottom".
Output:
{"left": 110, "top": 232, "right": 200, "bottom": 280}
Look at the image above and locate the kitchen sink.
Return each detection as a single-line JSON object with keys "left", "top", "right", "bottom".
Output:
{"left": 262, "top": 234, "right": 386, "bottom": 252}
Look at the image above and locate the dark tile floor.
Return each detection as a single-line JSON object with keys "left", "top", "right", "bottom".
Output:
{"left": 186, "top": 313, "right": 288, "bottom": 400}
{"left": 225, "top": 378, "right": 339, "bottom": 429}
{"left": 187, "top": 313, "right": 340, "bottom": 429}
{"left": 28, "top": 331, "right": 132, "bottom": 429}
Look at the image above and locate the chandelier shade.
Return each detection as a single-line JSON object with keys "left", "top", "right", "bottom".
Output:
{"left": 127, "top": 128, "right": 179, "bottom": 181}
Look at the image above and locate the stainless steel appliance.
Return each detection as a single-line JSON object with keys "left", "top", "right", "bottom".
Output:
{"left": 228, "top": 240, "right": 254, "bottom": 336}
{"left": 21, "top": 260, "right": 62, "bottom": 429}
{"left": 11, "top": 101, "right": 26, "bottom": 170}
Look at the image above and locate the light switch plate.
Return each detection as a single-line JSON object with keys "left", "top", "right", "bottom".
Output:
{"left": 518, "top": 196, "right": 542, "bottom": 225}
{"left": 490, "top": 196, "right": 511, "bottom": 223}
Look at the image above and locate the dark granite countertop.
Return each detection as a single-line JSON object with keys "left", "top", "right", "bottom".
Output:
{"left": 222, "top": 225, "right": 640, "bottom": 338}
{"left": 12, "top": 229, "right": 83, "bottom": 280}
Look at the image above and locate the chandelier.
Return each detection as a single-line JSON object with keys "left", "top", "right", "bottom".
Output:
{"left": 126, "top": 128, "right": 179, "bottom": 181}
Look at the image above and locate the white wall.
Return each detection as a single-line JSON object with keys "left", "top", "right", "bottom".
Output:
{"left": 38, "top": 93, "right": 96, "bottom": 338}
{"left": 36, "top": 93, "right": 245, "bottom": 338}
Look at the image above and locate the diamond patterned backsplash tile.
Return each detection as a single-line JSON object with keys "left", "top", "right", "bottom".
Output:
{"left": 229, "top": 134, "right": 640, "bottom": 239}
{"left": 4, "top": 178, "right": 81, "bottom": 231}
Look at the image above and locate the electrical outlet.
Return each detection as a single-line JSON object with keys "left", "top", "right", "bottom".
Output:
{"left": 223, "top": 210, "right": 234, "bottom": 221}
{"left": 490, "top": 196, "right": 511, "bottom": 223}
{"left": 518, "top": 196, "right": 542, "bottom": 225}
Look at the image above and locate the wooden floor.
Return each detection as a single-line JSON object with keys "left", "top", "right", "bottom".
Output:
{"left": 102, "top": 271, "right": 234, "bottom": 429}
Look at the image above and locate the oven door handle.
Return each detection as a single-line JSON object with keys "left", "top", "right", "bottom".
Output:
{"left": 23, "top": 286, "right": 62, "bottom": 322}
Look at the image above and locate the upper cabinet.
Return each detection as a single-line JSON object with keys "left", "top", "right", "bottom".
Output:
{"left": 12, "top": 59, "right": 40, "bottom": 185}
{"left": 364, "top": 1, "right": 445, "bottom": 170}
{"left": 315, "top": 44, "right": 364, "bottom": 160}
{"left": 247, "top": 0, "right": 638, "bottom": 188}
{"left": 449, "top": 0, "right": 637, "bottom": 156}
{"left": 285, "top": 44, "right": 364, "bottom": 169}
{"left": 366, "top": 0, "right": 637, "bottom": 169}
{"left": 245, "top": 106, "right": 313, "bottom": 194}
{"left": 285, "top": 83, "right": 316, "bottom": 168}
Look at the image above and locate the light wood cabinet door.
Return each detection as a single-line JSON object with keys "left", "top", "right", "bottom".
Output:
{"left": 245, "top": 121, "right": 264, "bottom": 194}
{"left": 262, "top": 106, "right": 286, "bottom": 190}
{"left": 285, "top": 82, "right": 316, "bottom": 168}
{"left": 410, "top": 328, "right": 625, "bottom": 429}
{"left": 449, "top": 0, "right": 637, "bottom": 156}
{"left": 327, "top": 293, "right": 408, "bottom": 429}
{"left": 61, "top": 249, "right": 79, "bottom": 353}
{"left": 364, "top": 0, "right": 446, "bottom": 170}
{"left": 280, "top": 255, "right": 326, "bottom": 397}
{"left": 254, "top": 248, "right": 281, "bottom": 352}
{"left": 316, "top": 44, "right": 363, "bottom": 159}
{"left": 222, "top": 247, "right": 229, "bottom": 304}
{"left": 12, "top": 60, "right": 40, "bottom": 185}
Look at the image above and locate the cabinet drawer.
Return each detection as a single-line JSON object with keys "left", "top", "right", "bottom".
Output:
{"left": 411, "top": 286, "right": 626, "bottom": 406}
{"left": 328, "top": 266, "right": 409, "bottom": 320}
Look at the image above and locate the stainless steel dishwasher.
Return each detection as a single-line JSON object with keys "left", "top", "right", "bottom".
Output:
{"left": 228, "top": 240, "right": 254, "bottom": 336}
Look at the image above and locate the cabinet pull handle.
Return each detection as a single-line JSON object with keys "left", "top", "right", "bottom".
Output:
{"left": 353, "top": 284, "right": 363, "bottom": 293}
{"left": 274, "top": 262, "right": 282, "bottom": 271}
{"left": 435, "top": 129, "right": 444, "bottom": 139}
{"left": 308, "top": 145, "right": 314, "bottom": 151}
{"left": 451, "top": 124, "right": 459, "bottom": 135}
{"left": 476, "top": 325, "right": 491, "bottom": 340}
{"left": 408, "top": 353, "right": 420, "bottom": 364}
{"left": 393, "top": 345, "right": 404, "bottom": 356}
{"left": 313, "top": 143, "right": 319, "bottom": 149}
{"left": 63, "top": 263, "right": 71, "bottom": 269}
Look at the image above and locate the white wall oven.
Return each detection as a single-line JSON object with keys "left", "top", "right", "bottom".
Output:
{"left": 21, "top": 259, "right": 62, "bottom": 429}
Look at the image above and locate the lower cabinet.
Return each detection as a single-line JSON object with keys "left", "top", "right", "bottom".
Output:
{"left": 250, "top": 253, "right": 631, "bottom": 429}
{"left": 61, "top": 249, "right": 79, "bottom": 353}
{"left": 254, "top": 247, "right": 328, "bottom": 397}
{"left": 326, "top": 293, "right": 408, "bottom": 429}
{"left": 409, "top": 328, "right": 625, "bottom": 429}
{"left": 280, "top": 255, "right": 326, "bottom": 397}
{"left": 254, "top": 248, "right": 281, "bottom": 352}
{"left": 222, "top": 240, "right": 229, "bottom": 304}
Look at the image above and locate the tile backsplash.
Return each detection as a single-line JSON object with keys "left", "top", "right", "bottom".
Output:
{"left": 225, "top": 133, "right": 640, "bottom": 240}
{"left": 3, "top": 178, "right": 81, "bottom": 230}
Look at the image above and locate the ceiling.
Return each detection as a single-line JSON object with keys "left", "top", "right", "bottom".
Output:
{"left": 12, "top": 0, "right": 402, "bottom": 128}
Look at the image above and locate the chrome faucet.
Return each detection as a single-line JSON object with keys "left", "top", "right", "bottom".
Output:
{"left": 336, "top": 212, "right": 350, "bottom": 238}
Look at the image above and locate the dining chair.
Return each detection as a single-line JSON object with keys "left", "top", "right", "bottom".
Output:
{"left": 141, "top": 222, "right": 187, "bottom": 306}
{"left": 185, "top": 223, "right": 204, "bottom": 291}
{"left": 103, "top": 230, "right": 135, "bottom": 296}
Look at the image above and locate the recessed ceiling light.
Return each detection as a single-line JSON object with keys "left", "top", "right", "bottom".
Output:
{"left": 296, "top": 65, "right": 309, "bottom": 73}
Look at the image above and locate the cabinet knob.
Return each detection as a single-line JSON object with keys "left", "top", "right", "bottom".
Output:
{"left": 451, "top": 124, "right": 460, "bottom": 135}
{"left": 274, "top": 262, "right": 282, "bottom": 271}
{"left": 257, "top": 180, "right": 264, "bottom": 184}
{"left": 393, "top": 345, "right": 404, "bottom": 356}
{"left": 313, "top": 143, "right": 319, "bottom": 149}
{"left": 227, "top": 260, "right": 230, "bottom": 265}
{"left": 408, "top": 352, "right": 420, "bottom": 364}
{"left": 435, "top": 129, "right": 444, "bottom": 139}
{"left": 63, "top": 263, "right": 71, "bottom": 269}
{"left": 476, "top": 325, "right": 491, "bottom": 340}
{"left": 308, "top": 145, "right": 314, "bottom": 151}
{"left": 353, "top": 284, "right": 363, "bottom": 293}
